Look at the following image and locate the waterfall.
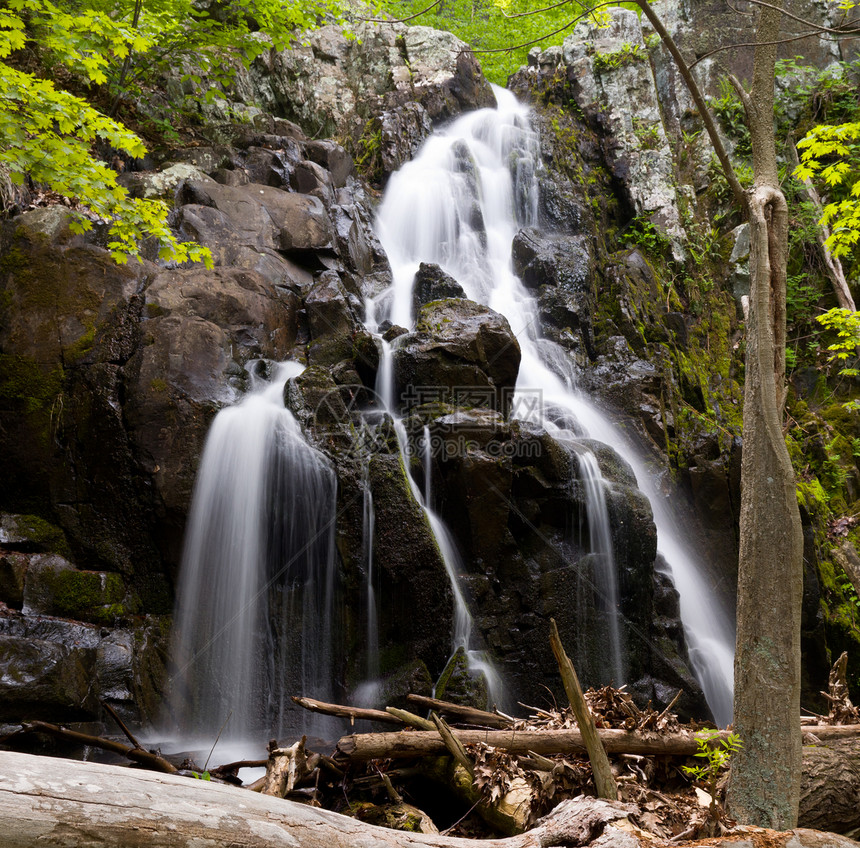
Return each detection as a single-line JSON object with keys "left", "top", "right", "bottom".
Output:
{"left": 571, "top": 444, "right": 625, "bottom": 686}
{"left": 165, "top": 362, "right": 340, "bottom": 745}
{"left": 364, "top": 308, "right": 502, "bottom": 706}
{"left": 353, "top": 466, "right": 381, "bottom": 708}
{"left": 372, "top": 85, "right": 735, "bottom": 725}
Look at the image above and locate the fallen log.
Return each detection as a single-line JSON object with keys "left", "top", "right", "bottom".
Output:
{"left": 405, "top": 695, "right": 514, "bottom": 729}
{"left": 336, "top": 725, "right": 860, "bottom": 762}
{"left": 292, "top": 696, "right": 403, "bottom": 725}
{"left": 0, "top": 751, "right": 857, "bottom": 848}
{"left": 800, "top": 738, "right": 860, "bottom": 834}
{"left": 419, "top": 755, "right": 534, "bottom": 836}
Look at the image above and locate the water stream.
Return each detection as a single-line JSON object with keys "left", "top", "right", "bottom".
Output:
{"left": 165, "top": 362, "right": 340, "bottom": 745}
{"left": 370, "top": 85, "right": 736, "bottom": 725}
{"left": 165, "top": 85, "right": 737, "bottom": 745}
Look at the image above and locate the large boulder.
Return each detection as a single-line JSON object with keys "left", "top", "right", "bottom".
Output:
{"left": 178, "top": 180, "right": 334, "bottom": 259}
{"left": 393, "top": 299, "right": 521, "bottom": 416}
{"left": 412, "top": 262, "right": 466, "bottom": 315}
{"left": 0, "top": 607, "right": 169, "bottom": 725}
{"left": 125, "top": 265, "right": 299, "bottom": 532}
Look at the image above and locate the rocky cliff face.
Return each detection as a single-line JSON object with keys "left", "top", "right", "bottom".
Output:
{"left": 0, "top": 6, "right": 856, "bottom": 734}
{"left": 511, "top": 1, "right": 860, "bottom": 709}
{"left": 0, "top": 25, "right": 505, "bottom": 730}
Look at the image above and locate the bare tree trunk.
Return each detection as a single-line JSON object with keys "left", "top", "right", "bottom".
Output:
{"left": 726, "top": 0, "right": 804, "bottom": 830}
{"left": 787, "top": 142, "right": 855, "bottom": 311}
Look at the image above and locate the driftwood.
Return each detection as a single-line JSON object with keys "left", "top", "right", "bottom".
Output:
{"left": 12, "top": 720, "right": 178, "bottom": 774}
{"left": 548, "top": 619, "right": 617, "bottom": 800}
{"left": 1, "top": 751, "right": 858, "bottom": 848}
{"left": 336, "top": 724, "right": 860, "bottom": 762}
{"left": 386, "top": 707, "right": 436, "bottom": 730}
{"left": 292, "top": 696, "right": 404, "bottom": 725}
{"left": 261, "top": 736, "right": 313, "bottom": 798}
{"left": 824, "top": 651, "right": 860, "bottom": 725}
{"left": 430, "top": 712, "right": 474, "bottom": 775}
{"left": 406, "top": 695, "right": 514, "bottom": 729}
{"left": 292, "top": 693, "right": 511, "bottom": 730}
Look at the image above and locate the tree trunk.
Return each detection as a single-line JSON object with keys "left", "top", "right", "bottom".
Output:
{"left": 727, "top": 0, "right": 804, "bottom": 830}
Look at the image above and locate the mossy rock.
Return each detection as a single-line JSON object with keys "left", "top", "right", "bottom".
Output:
{"left": 349, "top": 801, "right": 438, "bottom": 834}
{"left": 433, "top": 646, "right": 489, "bottom": 709}
{"left": 22, "top": 556, "right": 135, "bottom": 625}
{"left": 0, "top": 513, "right": 70, "bottom": 556}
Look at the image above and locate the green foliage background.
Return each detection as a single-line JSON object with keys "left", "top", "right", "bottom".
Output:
{"left": 373, "top": 0, "right": 641, "bottom": 85}
{"left": 0, "top": 0, "right": 346, "bottom": 263}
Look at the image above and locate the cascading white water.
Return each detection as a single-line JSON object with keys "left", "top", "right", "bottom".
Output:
{"left": 372, "top": 85, "right": 735, "bottom": 725}
{"left": 363, "top": 298, "right": 502, "bottom": 703}
{"left": 166, "top": 362, "right": 340, "bottom": 745}
{"left": 353, "top": 466, "right": 381, "bottom": 708}
{"left": 571, "top": 445, "right": 625, "bottom": 686}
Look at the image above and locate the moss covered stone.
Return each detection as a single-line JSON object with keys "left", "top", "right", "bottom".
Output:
{"left": 22, "top": 555, "right": 133, "bottom": 625}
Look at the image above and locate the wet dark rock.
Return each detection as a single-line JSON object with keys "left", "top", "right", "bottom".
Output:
{"left": 538, "top": 174, "right": 590, "bottom": 234}
{"left": 412, "top": 263, "right": 467, "bottom": 315}
{"left": 305, "top": 271, "right": 360, "bottom": 339}
{"left": 375, "top": 659, "right": 434, "bottom": 711}
{"left": 368, "top": 451, "right": 454, "bottom": 677}
{"left": 0, "top": 606, "right": 169, "bottom": 725}
{"left": 285, "top": 365, "right": 344, "bottom": 434}
{"left": 578, "top": 439, "right": 637, "bottom": 488}
{"left": 0, "top": 551, "right": 28, "bottom": 609}
{"left": 330, "top": 200, "right": 376, "bottom": 278}
{"left": 434, "top": 647, "right": 489, "bottom": 708}
{"left": 512, "top": 228, "right": 591, "bottom": 292}
{"left": 511, "top": 228, "right": 595, "bottom": 357}
{"left": 393, "top": 299, "right": 521, "bottom": 417}
{"left": 0, "top": 632, "right": 98, "bottom": 721}
{"left": 382, "top": 324, "right": 408, "bottom": 342}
